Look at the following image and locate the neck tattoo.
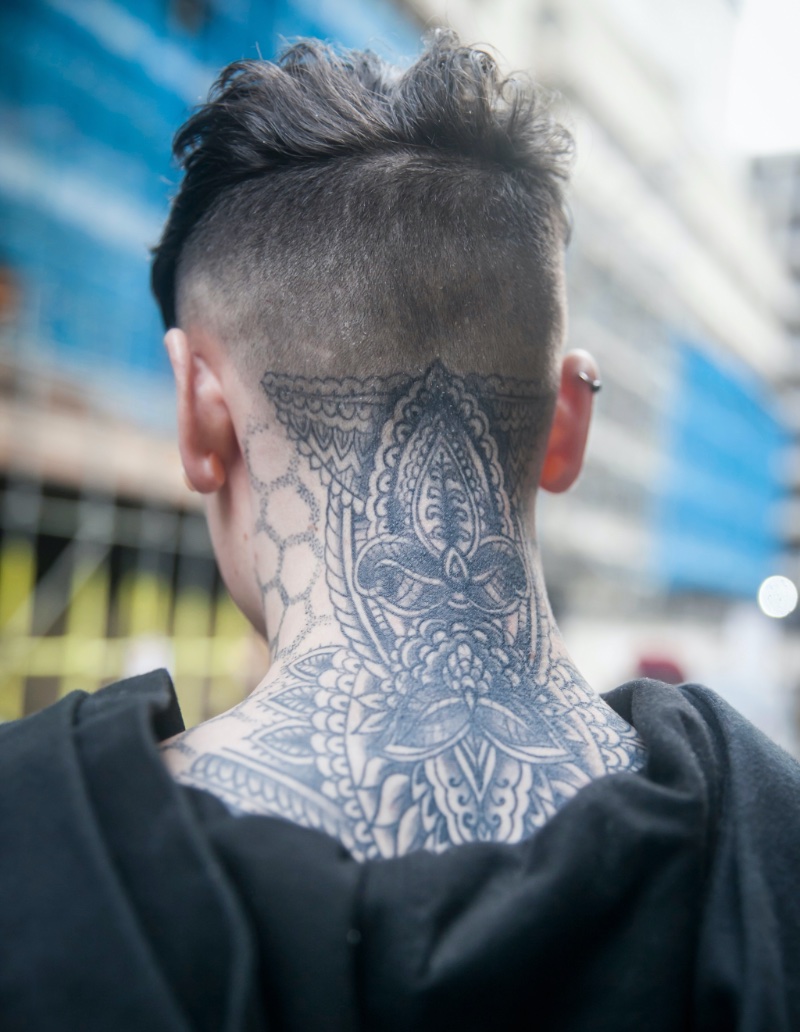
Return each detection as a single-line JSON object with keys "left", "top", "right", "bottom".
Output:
{"left": 165, "top": 362, "right": 646, "bottom": 858}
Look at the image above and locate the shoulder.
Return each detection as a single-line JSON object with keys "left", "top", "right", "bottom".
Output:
{"left": 0, "top": 669, "right": 186, "bottom": 872}
{"left": 0, "top": 672, "right": 248, "bottom": 1032}
{"left": 606, "top": 676, "right": 800, "bottom": 782}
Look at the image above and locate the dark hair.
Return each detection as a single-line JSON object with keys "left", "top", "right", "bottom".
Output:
{"left": 151, "top": 31, "right": 573, "bottom": 379}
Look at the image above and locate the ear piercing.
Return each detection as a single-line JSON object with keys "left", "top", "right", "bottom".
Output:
{"left": 578, "top": 370, "right": 602, "bottom": 393}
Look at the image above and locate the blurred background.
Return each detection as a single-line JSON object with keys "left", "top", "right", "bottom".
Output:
{"left": 2, "top": 0, "right": 800, "bottom": 754}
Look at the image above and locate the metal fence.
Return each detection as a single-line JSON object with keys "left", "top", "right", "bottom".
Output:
{"left": 0, "top": 476, "right": 263, "bottom": 726}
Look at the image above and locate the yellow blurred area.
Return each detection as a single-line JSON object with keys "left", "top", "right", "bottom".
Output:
{"left": 0, "top": 536, "right": 265, "bottom": 726}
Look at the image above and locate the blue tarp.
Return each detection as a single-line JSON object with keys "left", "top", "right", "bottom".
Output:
{"left": 655, "top": 341, "right": 787, "bottom": 597}
{"left": 0, "top": 0, "right": 420, "bottom": 402}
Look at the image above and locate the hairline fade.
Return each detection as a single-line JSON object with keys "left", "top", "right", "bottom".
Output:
{"left": 151, "top": 31, "right": 573, "bottom": 385}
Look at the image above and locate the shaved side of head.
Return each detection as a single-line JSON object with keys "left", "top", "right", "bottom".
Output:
{"left": 152, "top": 33, "right": 572, "bottom": 392}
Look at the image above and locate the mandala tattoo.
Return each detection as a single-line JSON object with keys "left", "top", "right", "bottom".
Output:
{"left": 177, "top": 362, "right": 646, "bottom": 859}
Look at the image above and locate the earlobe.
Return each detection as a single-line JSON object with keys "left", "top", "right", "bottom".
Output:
{"left": 164, "top": 328, "right": 234, "bottom": 494}
{"left": 539, "top": 350, "right": 599, "bottom": 494}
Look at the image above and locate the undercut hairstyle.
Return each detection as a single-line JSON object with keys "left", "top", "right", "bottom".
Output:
{"left": 151, "top": 31, "right": 573, "bottom": 382}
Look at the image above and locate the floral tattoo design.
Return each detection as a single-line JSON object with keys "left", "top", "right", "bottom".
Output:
{"left": 179, "top": 363, "right": 646, "bottom": 858}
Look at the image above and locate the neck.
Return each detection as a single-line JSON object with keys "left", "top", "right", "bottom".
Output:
{"left": 163, "top": 363, "right": 645, "bottom": 858}
{"left": 252, "top": 362, "right": 554, "bottom": 664}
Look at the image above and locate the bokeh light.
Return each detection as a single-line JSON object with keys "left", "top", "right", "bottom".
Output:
{"left": 757, "top": 576, "right": 798, "bottom": 619}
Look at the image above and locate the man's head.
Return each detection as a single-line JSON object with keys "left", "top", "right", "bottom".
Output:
{"left": 152, "top": 33, "right": 598, "bottom": 636}
{"left": 152, "top": 31, "right": 572, "bottom": 381}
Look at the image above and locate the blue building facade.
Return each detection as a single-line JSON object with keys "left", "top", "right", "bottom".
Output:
{"left": 656, "top": 341, "right": 787, "bottom": 597}
{"left": 0, "top": 0, "right": 421, "bottom": 422}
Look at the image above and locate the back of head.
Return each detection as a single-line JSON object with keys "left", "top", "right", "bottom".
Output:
{"left": 150, "top": 41, "right": 648, "bottom": 858}
{"left": 151, "top": 31, "right": 573, "bottom": 385}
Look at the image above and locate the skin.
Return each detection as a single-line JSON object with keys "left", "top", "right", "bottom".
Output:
{"left": 160, "top": 326, "right": 646, "bottom": 860}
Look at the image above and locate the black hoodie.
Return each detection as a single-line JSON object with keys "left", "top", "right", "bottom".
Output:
{"left": 1, "top": 669, "right": 798, "bottom": 1031}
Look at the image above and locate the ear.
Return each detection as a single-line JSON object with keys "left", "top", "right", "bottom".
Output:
{"left": 539, "top": 350, "right": 599, "bottom": 494}
{"left": 164, "top": 328, "right": 237, "bottom": 493}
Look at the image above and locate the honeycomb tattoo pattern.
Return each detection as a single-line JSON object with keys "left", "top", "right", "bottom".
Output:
{"left": 253, "top": 452, "right": 329, "bottom": 656}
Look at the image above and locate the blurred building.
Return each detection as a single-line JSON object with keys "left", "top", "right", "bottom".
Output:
{"left": 751, "top": 154, "right": 800, "bottom": 559}
{"left": 0, "top": 0, "right": 421, "bottom": 723}
{"left": 2, "top": 0, "right": 798, "bottom": 752}
{"left": 750, "top": 152, "right": 800, "bottom": 729}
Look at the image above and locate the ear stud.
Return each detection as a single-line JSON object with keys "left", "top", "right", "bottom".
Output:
{"left": 577, "top": 370, "right": 602, "bottom": 393}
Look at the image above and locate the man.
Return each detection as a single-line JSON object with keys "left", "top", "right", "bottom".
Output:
{"left": 152, "top": 34, "right": 646, "bottom": 857}
{"left": 1, "top": 32, "right": 799, "bottom": 1031}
